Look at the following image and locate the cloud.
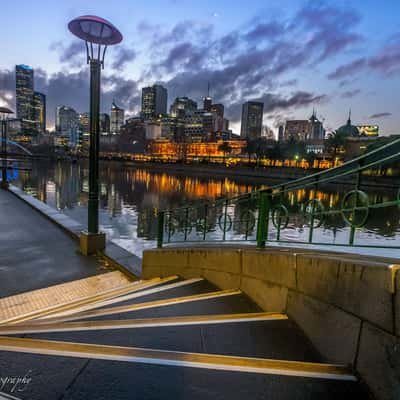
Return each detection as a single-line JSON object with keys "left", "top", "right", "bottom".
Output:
{"left": 0, "top": 67, "right": 140, "bottom": 128}
{"left": 50, "top": 40, "right": 85, "bottom": 68}
{"left": 244, "top": 22, "right": 284, "bottom": 42}
{"left": 3, "top": 2, "right": 375, "bottom": 130}
{"left": 328, "top": 35, "right": 400, "bottom": 80}
{"left": 111, "top": 47, "right": 137, "bottom": 71}
{"left": 369, "top": 112, "right": 392, "bottom": 119}
{"left": 341, "top": 89, "right": 361, "bottom": 98}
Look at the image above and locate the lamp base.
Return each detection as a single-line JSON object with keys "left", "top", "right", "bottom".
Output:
{"left": 79, "top": 231, "right": 106, "bottom": 255}
{"left": 1, "top": 180, "right": 9, "bottom": 190}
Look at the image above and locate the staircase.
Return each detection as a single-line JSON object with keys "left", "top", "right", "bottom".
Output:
{"left": 0, "top": 272, "right": 372, "bottom": 399}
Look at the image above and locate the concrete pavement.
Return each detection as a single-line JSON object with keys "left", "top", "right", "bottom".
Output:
{"left": 0, "top": 189, "right": 105, "bottom": 297}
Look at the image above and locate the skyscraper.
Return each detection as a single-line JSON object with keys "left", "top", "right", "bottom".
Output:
{"left": 141, "top": 84, "right": 167, "bottom": 120}
{"left": 16, "top": 64, "right": 33, "bottom": 121}
{"left": 240, "top": 101, "right": 264, "bottom": 140}
{"left": 16, "top": 64, "right": 34, "bottom": 134}
{"left": 56, "top": 106, "right": 78, "bottom": 135}
{"left": 111, "top": 101, "right": 125, "bottom": 133}
{"left": 32, "top": 92, "right": 46, "bottom": 133}
{"left": 170, "top": 97, "right": 197, "bottom": 118}
{"left": 15, "top": 65, "right": 46, "bottom": 135}
{"left": 100, "top": 113, "right": 110, "bottom": 134}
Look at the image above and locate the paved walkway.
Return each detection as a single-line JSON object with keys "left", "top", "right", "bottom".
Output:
{"left": 0, "top": 189, "right": 105, "bottom": 297}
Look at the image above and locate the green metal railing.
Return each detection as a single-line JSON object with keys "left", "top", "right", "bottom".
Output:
{"left": 156, "top": 137, "right": 400, "bottom": 249}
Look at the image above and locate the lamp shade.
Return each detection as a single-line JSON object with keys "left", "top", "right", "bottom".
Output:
{"left": 68, "top": 15, "right": 122, "bottom": 45}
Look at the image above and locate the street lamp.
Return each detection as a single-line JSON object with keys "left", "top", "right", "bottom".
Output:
{"left": 0, "top": 107, "right": 14, "bottom": 190}
{"left": 68, "top": 15, "right": 122, "bottom": 255}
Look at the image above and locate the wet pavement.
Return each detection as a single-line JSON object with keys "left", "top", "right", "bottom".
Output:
{"left": 0, "top": 189, "right": 103, "bottom": 297}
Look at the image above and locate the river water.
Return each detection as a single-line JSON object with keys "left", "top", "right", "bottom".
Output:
{"left": 13, "top": 160, "right": 400, "bottom": 257}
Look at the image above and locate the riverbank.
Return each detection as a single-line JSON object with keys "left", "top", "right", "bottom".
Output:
{"left": 105, "top": 159, "right": 400, "bottom": 189}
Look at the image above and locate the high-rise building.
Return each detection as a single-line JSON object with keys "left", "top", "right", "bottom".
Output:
{"left": 16, "top": 64, "right": 35, "bottom": 134}
{"left": 100, "top": 113, "right": 110, "bottom": 134}
{"left": 110, "top": 102, "right": 125, "bottom": 133}
{"left": 141, "top": 84, "right": 167, "bottom": 120}
{"left": 170, "top": 97, "right": 197, "bottom": 118}
{"left": 210, "top": 104, "right": 224, "bottom": 132}
{"left": 284, "top": 111, "right": 325, "bottom": 141}
{"left": 15, "top": 65, "right": 46, "bottom": 135}
{"left": 203, "top": 96, "right": 212, "bottom": 112}
{"left": 16, "top": 65, "right": 34, "bottom": 122}
{"left": 240, "top": 101, "right": 264, "bottom": 140}
{"left": 78, "top": 112, "right": 90, "bottom": 135}
{"left": 32, "top": 92, "right": 46, "bottom": 133}
{"left": 56, "top": 106, "right": 78, "bottom": 136}
{"left": 203, "top": 82, "right": 212, "bottom": 112}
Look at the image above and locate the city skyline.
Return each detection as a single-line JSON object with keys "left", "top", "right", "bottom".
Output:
{"left": 0, "top": 0, "right": 399, "bottom": 135}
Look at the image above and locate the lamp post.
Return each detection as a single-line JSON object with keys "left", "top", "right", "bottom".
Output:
{"left": 0, "top": 107, "right": 14, "bottom": 190}
{"left": 68, "top": 16, "right": 122, "bottom": 255}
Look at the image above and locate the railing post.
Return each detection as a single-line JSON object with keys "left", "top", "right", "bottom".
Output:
{"left": 308, "top": 177, "right": 319, "bottom": 244}
{"left": 203, "top": 204, "right": 208, "bottom": 241}
{"left": 256, "top": 190, "right": 270, "bottom": 248}
{"left": 157, "top": 210, "right": 165, "bottom": 248}
{"left": 349, "top": 162, "right": 362, "bottom": 246}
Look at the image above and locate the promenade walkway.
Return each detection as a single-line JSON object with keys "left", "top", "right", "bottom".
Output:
{"left": 0, "top": 189, "right": 105, "bottom": 297}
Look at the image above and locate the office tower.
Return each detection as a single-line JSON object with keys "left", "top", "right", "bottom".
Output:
{"left": 16, "top": 65, "right": 33, "bottom": 120}
{"left": 111, "top": 101, "right": 125, "bottom": 133}
{"left": 203, "top": 82, "right": 212, "bottom": 111}
{"left": 56, "top": 106, "right": 79, "bottom": 135}
{"left": 141, "top": 84, "right": 168, "bottom": 120}
{"left": 170, "top": 97, "right": 197, "bottom": 118}
{"left": 100, "top": 113, "right": 110, "bottom": 134}
{"left": 15, "top": 64, "right": 34, "bottom": 134}
{"left": 15, "top": 65, "right": 47, "bottom": 135}
{"left": 32, "top": 92, "right": 46, "bottom": 133}
{"left": 78, "top": 112, "right": 90, "bottom": 135}
{"left": 210, "top": 103, "right": 224, "bottom": 132}
{"left": 278, "top": 125, "right": 284, "bottom": 142}
{"left": 240, "top": 101, "right": 264, "bottom": 140}
{"left": 284, "top": 111, "right": 325, "bottom": 141}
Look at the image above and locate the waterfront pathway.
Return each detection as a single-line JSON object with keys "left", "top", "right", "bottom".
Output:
{"left": 0, "top": 189, "right": 106, "bottom": 297}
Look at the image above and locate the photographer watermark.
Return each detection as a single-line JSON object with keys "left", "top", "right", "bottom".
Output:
{"left": 0, "top": 371, "right": 32, "bottom": 394}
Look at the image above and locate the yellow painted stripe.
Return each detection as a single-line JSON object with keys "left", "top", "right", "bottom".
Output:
{"left": 0, "top": 271, "right": 130, "bottom": 322}
{"left": 2, "top": 277, "right": 178, "bottom": 326}
{"left": 0, "top": 312, "right": 287, "bottom": 335}
{"left": 33, "top": 289, "right": 241, "bottom": 324}
{"left": 0, "top": 336, "right": 356, "bottom": 381}
{"left": 35, "top": 278, "right": 204, "bottom": 322}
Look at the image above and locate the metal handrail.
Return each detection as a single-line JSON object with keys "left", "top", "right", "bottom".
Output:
{"left": 156, "top": 137, "right": 400, "bottom": 249}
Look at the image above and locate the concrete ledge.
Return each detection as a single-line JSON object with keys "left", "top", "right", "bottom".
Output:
{"left": 297, "top": 254, "right": 394, "bottom": 332}
{"left": 356, "top": 322, "right": 400, "bottom": 400}
{"left": 287, "top": 290, "right": 361, "bottom": 364}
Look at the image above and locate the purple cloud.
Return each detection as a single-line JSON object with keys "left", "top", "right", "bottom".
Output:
{"left": 369, "top": 112, "right": 392, "bottom": 119}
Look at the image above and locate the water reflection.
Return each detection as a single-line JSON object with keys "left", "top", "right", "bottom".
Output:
{"left": 14, "top": 160, "right": 400, "bottom": 256}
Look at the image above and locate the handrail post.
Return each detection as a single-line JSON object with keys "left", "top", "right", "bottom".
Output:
{"left": 308, "top": 176, "right": 319, "bottom": 243}
{"left": 349, "top": 162, "right": 362, "bottom": 246}
{"left": 157, "top": 210, "right": 165, "bottom": 248}
{"left": 256, "top": 190, "right": 270, "bottom": 248}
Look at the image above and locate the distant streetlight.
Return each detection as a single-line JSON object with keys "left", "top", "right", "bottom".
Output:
{"left": 0, "top": 107, "right": 14, "bottom": 190}
{"left": 68, "top": 15, "right": 122, "bottom": 255}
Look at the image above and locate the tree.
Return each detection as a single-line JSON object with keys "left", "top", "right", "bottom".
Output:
{"left": 305, "top": 151, "right": 317, "bottom": 168}
{"left": 325, "top": 130, "right": 347, "bottom": 157}
{"left": 282, "top": 137, "right": 307, "bottom": 160}
{"left": 218, "top": 141, "right": 232, "bottom": 164}
{"left": 243, "top": 139, "right": 258, "bottom": 164}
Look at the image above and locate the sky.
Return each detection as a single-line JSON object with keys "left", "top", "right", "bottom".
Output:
{"left": 0, "top": 0, "right": 399, "bottom": 135}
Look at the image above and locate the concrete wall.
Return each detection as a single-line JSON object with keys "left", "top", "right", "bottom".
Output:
{"left": 142, "top": 247, "right": 400, "bottom": 400}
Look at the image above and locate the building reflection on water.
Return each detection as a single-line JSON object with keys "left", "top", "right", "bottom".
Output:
{"left": 14, "top": 160, "right": 400, "bottom": 255}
